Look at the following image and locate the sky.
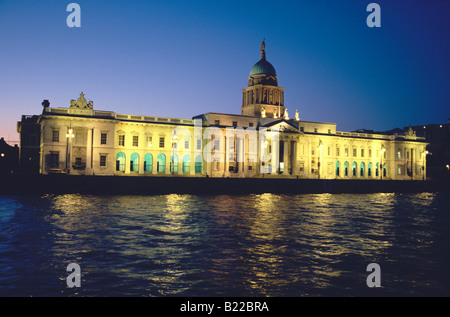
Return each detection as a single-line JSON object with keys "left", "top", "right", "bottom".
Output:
{"left": 1, "top": 0, "right": 449, "bottom": 145}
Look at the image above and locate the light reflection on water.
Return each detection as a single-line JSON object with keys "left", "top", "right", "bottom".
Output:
{"left": 0, "top": 192, "right": 449, "bottom": 296}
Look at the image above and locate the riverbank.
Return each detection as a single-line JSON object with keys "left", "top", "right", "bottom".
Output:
{"left": 0, "top": 174, "right": 448, "bottom": 195}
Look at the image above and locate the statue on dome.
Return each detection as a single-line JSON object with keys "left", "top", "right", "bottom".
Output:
{"left": 260, "top": 39, "right": 266, "bottom": 60}
{"left": 295, "top": 109, "right": 299, "bottom": 121}
{"left": 284, "top": 108, "right": 289, "bottom": 120}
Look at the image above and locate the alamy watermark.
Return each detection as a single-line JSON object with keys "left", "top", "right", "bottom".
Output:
{"left": 66, "top": 3, "right": 81, "bottom": 28}
{"left": 66, "top": 263, "right": 81, "bottom": 288}
{"left": 366, "top": 263, "right": 381, "bottom": 288}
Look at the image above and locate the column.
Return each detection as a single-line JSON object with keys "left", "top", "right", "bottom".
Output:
{"left": 85, "top": 128, "right": 94, "bottom": 175}
{"left": 224, "top": 135, "right": 228, "bottom": 176}
{"left": 283, "top": 140, "right": 289, "bottom": 175}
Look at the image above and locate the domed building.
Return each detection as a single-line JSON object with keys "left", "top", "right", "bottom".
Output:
{"left": 241, "top": 40, "right": 285, "bottom": 118}
{"left": 17, "top": 41, "right": 428, "bottom": 181}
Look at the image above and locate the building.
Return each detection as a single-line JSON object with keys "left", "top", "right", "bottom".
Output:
{"left": 17, "top": 112, "right": 41, "bottom": 174}
{"left": 0, "top": 137, "right": 19, "bottom": 174}
{"left": 17, "top": 41, "right": 429, "bottom": 180}
{"left": 382, "top": 121, "right": 450, "bottom": 179}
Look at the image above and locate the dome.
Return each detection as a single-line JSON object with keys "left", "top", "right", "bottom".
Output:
{"left": 250, "top": 59, "right": 277, "bottom": 77}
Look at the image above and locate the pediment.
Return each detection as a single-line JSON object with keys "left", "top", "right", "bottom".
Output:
{"left": 263, "top": 120, "right": 299, "bottom": 133}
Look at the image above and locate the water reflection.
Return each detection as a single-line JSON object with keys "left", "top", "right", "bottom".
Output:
{"left": 0, "top": 191, "right": 445, "bottom": 296}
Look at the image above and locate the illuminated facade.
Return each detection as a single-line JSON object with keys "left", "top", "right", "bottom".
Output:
{"left": 18, "top": 42, "right": 428, "bottom": 180}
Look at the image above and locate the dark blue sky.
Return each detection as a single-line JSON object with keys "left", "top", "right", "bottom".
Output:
{"left": 1, "top": 0, "right": 449, "bottom": 143}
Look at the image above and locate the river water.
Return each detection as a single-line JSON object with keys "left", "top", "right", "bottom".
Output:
{"left": 0, "top": 192, "right": 449, "bottom": 297}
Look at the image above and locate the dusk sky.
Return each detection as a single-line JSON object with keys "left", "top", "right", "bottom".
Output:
{"left": 1, "top": 0, "right": 449, "bottom": 145}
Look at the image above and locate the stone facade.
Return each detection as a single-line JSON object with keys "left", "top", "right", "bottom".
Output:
{"left": 18, "top": 42, "right": 428, "bottom": 180}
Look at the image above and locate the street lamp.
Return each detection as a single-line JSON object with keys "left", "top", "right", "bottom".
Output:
{"left": 66, "top": 128, "right": 74, "bottom": 173}
{"left": 317, "top": 140, "right": 323, "bottom": 179}
{"left": 171, "top": 133, "right": 178, "bottom": 175}
{"left": 380, "top": 146, "right": 386, "bottom": 180}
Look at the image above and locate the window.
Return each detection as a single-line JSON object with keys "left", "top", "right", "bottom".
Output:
{"left": 335, "top": 161, "right": 340, "bottom": 176}
{"left": 185, "top": 140, "right": 189, "bottom": 149}
{"left": 368, "top": 162, "right": 372, "bottom": 177}
{"left": 369, "top": 149, "right": 372, "bottom": 157}
{"left": 157, "top": 154, "right": 166, "bottom": 172}
{"left": 336, "top": 147, "right": 340, "bottom": 156}
{"left": 197, "top": 139, "right": 202, "bottom": 150}
{"left": 170, "top": 155, "right": 178, "bottom": 173}
{"left": 360, "top": 162, "right": 365, "bottom": 176}
{"left": 352, "top": 162, "right": 357, "bottom": 176}
{"left": 328, "top": 147, "right": 331, "bottom": 156}
{"left": 49, "top": 152, "right": 59, "bottom": 168}
{"left": 144, "top": 153, "right": 152, "bottom": 172}
{"left": 147, "top": 136, "right": 152, "bottom": 147}
{"left": 361, "top": 149, "right": 364, "bottom": 157}
{"left": 314, "top": 128, "right": 318, "bottom": 133}
{"left": 311, "top": 148, "right": 315, "bottom": 156}
{"left": 345, "top": 148, "right": 349, "bottom": 156}
{"left": 299, "top": 162, "right": 304, "bottom": 172}
{"left": 130, "top": 153, "right": 139, "bottom": 172}
{"left": 195, "top": 155, "right": 202, "bottom": 173}
{"left": 116, "top": 152, "right": 125, "bottom": 172}
{"left": 249, "top": 122, "right": 254, "bottom": 127}
{"left": 232, "top": 121, "right": 237, "bottom": 128}
{"left": 52, "top": 130, "right": 59, "bottom": 142}
{"left": 300, "top": 127, "right": 304, "bottom": 132}
{"left": 397, "top": 150, "right": 401, "bottom": 159}
{"left": 328, "top": 129, "right": 331, "bottom": 134}
{"left": 214, "top": 140, "right": 220, "bottom": 151}
{"left": 75, "top": 157, "right": 82, "bottom": 167}
{"left": 215, "top": 120, "right": 220, "bottom": 126}
{"left": 353, "top": 149, "right": 357, "bottom": 157}
{"left": 101, "top": 133, "right": 107, "bottom": 145}
{"left": 344, "top": 162, "right": 349, "bottom": 176}
{"left": 182, "top": 155, "right": 191, "bottom": 173}
{"left": 133, "top": 136, "right": 139, "bottom": 147}
{"left": 159, "top": 137, "right": 165, "bottom": 148}
{"left": 100, "top": 155, "right": 107, "bottom": 167}
{"left": 118, "top": 135, "right": 125, "bottom": 146}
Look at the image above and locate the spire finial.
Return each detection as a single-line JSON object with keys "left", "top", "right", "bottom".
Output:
{"left": 260, "top": 39, "right": 266, "bottom": 60}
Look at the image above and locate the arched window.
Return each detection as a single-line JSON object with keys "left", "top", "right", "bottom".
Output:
{"left": 335, "top": 161, "right": 340, "bottom": 176}
{"left": 195, "top": 155, "right": 202, "bottom": 174}
{"left": 183, "top": 155, "right": 191, "bottom": 173}
{"left": 344, "top": 161, "right": 349, "bottom": 176}
{"left": 376, "top": 162, "right": 379, "bottom": 177}
{"left": 360, "top": 162, "right": 365, "bottom": 177}
{"left": 368, "top": 162, "right": 372, "bottom": 177}
{"left": 170, "top": 154, "right": 179, "bottom": 173}
{"left": 157, "top": 154, "right": 166, "bottom": 173}
{"left": 352, "top": 162, "right": 357, "bottom": 176}
{"left": 383, "top": 163, "right": 387, "bottom": 177}
{"left": 130, "top": 153, "right": 139, "bottom": 172}
{"left": 116, "top": 152, "right": 125, "bottom": 172}
{"left": 144, "top": 153, "right": 153, "bottom": 172}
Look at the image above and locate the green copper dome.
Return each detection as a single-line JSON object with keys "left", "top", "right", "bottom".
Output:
{"left": 250, "top": 59, "right": 277, "bottom": 77}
